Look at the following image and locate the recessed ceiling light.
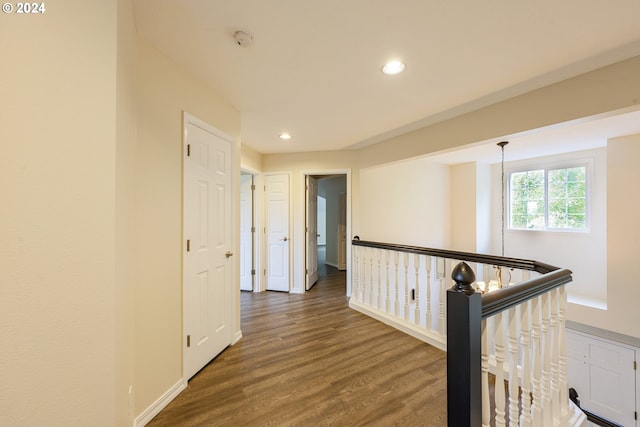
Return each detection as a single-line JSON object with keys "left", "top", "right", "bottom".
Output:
{"left": 279, "top": 132, "right": 292, "bottom": 140}
{"left": 382, "top": 60, "right": 405, "bottom": 75}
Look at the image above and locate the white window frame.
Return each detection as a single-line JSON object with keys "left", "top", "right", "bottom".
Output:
{"left": 507, "top": 159, "right": 592, "bottom": 233}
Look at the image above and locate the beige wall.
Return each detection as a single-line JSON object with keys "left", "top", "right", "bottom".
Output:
{"left": 475, "top": 163, "right": 492, "bottom": 254}
{"left": 450, "top": 163, "right": 478, "bottom": 252}
{"left": 539, "top": 136, "right": 640, "bottom": 341}
{"left": 134, "top": 37, "right": 241, "bottom": 415}
{"left": 116, "top": 0, "right": 137, "bottom": 424}
{"left": 0, "top": 1, "right": 118, "bottom": 425}
{"left": 591, "top": 135, "right": 640, "bottom": 339}
{"left": 358, "top": 158, "right": 451, "bottom": 248}
{"left": 241, "top": 143, "right": 263, "bottom": 172}
{"left": 0, "top": 3, "right": 241, "bottom": 424}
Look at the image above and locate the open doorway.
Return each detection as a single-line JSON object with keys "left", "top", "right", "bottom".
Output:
{"left": 317, "top": 194, "right": 327, "bottom": 268}
{"left": 240, "top": 171, "right": 256, "bottom": 292}
{"left": 305, "top": 173, "right": 348, "bottom": 291}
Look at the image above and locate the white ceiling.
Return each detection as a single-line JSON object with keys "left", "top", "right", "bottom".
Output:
{"left": 134, "top": 0, "right": 640, "bottom": 155}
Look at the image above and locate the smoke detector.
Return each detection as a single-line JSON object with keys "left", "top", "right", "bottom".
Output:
{"left": 234, "top": 31, "right": 253, "bottom": 47}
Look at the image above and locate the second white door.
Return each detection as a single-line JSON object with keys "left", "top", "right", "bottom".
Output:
{"left": 265, "top": 174, "right": 290, "bottom": 292}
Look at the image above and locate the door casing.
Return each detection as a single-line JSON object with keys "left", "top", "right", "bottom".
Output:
{"left": 301, "top": 169, "right": 352, "bottom": 296}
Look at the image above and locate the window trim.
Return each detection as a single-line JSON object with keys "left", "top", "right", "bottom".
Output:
{"left": 506, "top": 159, "right": 592, "bottom": 233}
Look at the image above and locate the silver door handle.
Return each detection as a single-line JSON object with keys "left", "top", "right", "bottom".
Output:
{"left": 281, "top": 237, "right": 288, "bottom": 242}
{"left": 225, "top": 251, "right": 233, "bottom": 258}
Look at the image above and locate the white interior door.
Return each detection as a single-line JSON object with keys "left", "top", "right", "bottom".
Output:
{"left": 265, "top": 174, "right": 290, "bottom": 292}
{"left": 183, "top": 113, "right": 233, "bottom": 380}
{"left": 566, "top": 330, "right": 636, "bottom": 426}
{"left": 338, "top": 192, "right": 347, "bottom": 270}
{"left": 240, "top": 174, "right": 253, "bottom": 291}
{"left": 306, "top": 176, "right": 318, "bottom": 290}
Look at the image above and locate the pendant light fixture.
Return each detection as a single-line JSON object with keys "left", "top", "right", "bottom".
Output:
{"left": 496, "top": 141, "right": 510, "bottom": 288}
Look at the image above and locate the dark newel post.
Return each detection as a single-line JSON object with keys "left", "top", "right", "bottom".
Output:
{"left": 447, "top": 261, "right": 481, "bottom": 427}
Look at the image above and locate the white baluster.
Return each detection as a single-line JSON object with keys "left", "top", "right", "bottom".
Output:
{"left": 385, "top": 250, "right": 390, "bottom": 313}
{"left": 364, "top": 248, "right": 370, "bottom": 304}
{"left": 550, "top": 288, "right": 560, "bottom": 423}
{"left": 507, "top": 307, "right": 520, "bottom": 426}
{"left": 483, "top": 263, "right": 491, "bottom": 287}
{"left": 393, "top": 251, "right": 400, "bottom": 316}
{"left": 360, "top": 247, "right": 367, "bottom": 302}
{"left": 367, "top": 249, "right": 374, "bottom": 306}
{"left": 403, "top": 252, "right": 410, "bottom": 320}
{"left": 558, "top": 285, "right": 568, "bottom": 419}
{"left": 425, "top": 256, "right": 432, "bottom": 331}
{"left": 352, "top": 245, "right": 359, "bottom": 301}
{"left": 540, "top": 292, "right": 552, "bottom": 427}
{"left": 414, "top": 253, "right": 421, "bottom": 326}
{"left": 376, "top": 251, "right": 382, "bottom": 309}
{"left": 438, "top": 257, "right": 446, "bottom": 336}
{"left": 530, "top": 295, "right": 542, "bottom": 426}
{"left": 482, "top": 319, "right": 490, "bottom": 427}
{"left": 519, "top": 300, "right": 532, "bottom": 427}
{"left": 494, "top": 312, "right": 506, "bottom": 427}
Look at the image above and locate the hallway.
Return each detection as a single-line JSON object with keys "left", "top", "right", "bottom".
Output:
{"left": 148, "top": 257, "right": 447, "bottom": 426}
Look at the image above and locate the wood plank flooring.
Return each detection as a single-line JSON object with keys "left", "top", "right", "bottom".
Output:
{"left": 148, "top": 263, "right": 447, "bottom": 426}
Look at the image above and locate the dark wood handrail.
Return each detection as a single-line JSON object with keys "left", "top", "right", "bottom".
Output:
{"left": 481, "top": 268, "right": 573, "bottom": 318}
{"left": 351, "top": 238, "right": 573, "bottom": 317}
{"left": 352, "top": 239, "right": 559, "bottom": 274}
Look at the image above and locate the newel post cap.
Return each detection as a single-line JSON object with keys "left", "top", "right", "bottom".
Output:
{"left": 451, "top": 262, "right": 476, "bottom": 295}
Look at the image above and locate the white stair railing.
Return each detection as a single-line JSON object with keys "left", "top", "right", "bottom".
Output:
{"left": 481, "top": 286, "right": 572, "bottom": 426}
{"left": 350, "top": 239, "right": 585, "bottom": 427}
{"left": 351, "top": 244, "right": 452, "bottom": 350}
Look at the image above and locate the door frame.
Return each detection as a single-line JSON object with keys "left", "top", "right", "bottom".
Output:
{"left": 240, "top": 168, "right": 263, "bottom": 292}
{"left": 301, "top": 169, "right": 352, "bottom": 296}
{"left": 182, "top": 111, "right": 239, "bottom": 379}
{"left": 305, "top": 175, "right": 319, "bottom": 291}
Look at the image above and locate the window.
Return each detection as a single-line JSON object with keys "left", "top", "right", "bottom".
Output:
{"left": 509, "top": 165, "right": 587, "bottom": 231}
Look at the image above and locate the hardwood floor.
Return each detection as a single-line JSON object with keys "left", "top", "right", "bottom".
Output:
{"left": 148, "top": 260, "right": 447, "bottom": 426}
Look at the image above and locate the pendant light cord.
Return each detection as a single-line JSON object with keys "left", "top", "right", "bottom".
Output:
{"left": 498, "top": 141, "right": 509, "bottom": 257}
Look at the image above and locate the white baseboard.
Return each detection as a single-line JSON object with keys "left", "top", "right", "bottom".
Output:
{"left": 134, "top": 378, "right": 187, "bottom": 427}
{"left": 290, "top": 285, "right": 305, "bottom": 294}
{"left": 232, "top": 329, "right": 243, "bottom": 345}
{"left": 349, "top": 299, "right": 447, "bottom": 352}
